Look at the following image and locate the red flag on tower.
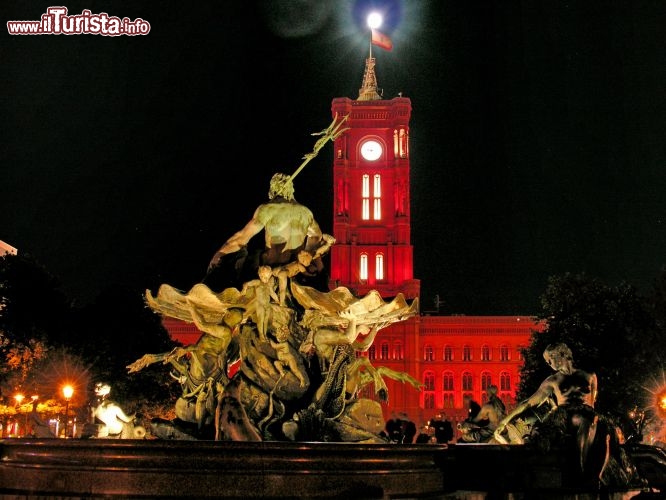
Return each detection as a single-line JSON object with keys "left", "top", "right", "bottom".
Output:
{"left": 371, "top": 29, "right": 393, "bottom": 51}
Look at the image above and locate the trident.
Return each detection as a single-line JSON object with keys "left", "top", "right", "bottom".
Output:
{"left": 290, "top": 113, "right": 350, "bottom": 181}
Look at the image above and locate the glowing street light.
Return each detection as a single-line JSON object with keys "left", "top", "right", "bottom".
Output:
{"left": 13, "top": 394, "right": 24, "bottom": 437}
{"left": 62, "top": 385, "right": 74, "bottom": 438}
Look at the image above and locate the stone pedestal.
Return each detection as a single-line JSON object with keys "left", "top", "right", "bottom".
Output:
{"left": 0, "top": 439, "right": 447, "bottom": 498}
{"left": 0, "top": 439, "right": 660, "bottom": 498}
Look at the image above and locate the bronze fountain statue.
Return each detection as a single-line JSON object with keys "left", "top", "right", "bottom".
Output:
{"left": 127, "top": 115, "right": 421, "bottom": 443}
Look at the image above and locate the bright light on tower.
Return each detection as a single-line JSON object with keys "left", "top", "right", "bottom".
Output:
{"left": 367, "top": 12, "right": 382, "bottom": 29}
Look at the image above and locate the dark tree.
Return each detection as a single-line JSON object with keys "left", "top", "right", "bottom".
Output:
{"left": 0, "top": 253, "right": 73, "bottom": 398}
{"left": 0, "top": 253, "right": 72, "bottom": 347}
{"left": 0, "top": 253, "right": 177, "bottom": 414}
{"left": 71, "top": 284, "right": 178, "bottom": 410}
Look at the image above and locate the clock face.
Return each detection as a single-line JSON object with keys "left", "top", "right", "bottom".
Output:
{"left": 360, "top": 140, "right": 383, "bottom": 161}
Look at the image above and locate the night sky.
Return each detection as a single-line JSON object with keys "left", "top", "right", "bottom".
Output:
{"left": 2, "top": 1, "right": 666, "bottom": 315}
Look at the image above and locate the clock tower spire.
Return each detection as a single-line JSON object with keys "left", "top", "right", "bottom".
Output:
{"left": 357, "top": 52, "right": 382, "bottom": 101}
{"left": 328, "top": 54, "right": 420, "bottom": 300}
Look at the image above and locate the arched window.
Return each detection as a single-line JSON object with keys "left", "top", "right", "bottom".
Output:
{"left": 368, "top": 345, "right": 376, "bottom": 360}
{"left": 442, "top": 372, "right": 454, "bottom": 391}
{"left": 481, "top": 345, "right": 490, "bottom": 361}
{"left": 362, "top": 174, "right": 370, "bottom": 220}
{"left": 500, "top": 345, "right": 510, "bottom": 361}
{"left": 500, "top": 372, "right": 511, "bottom": 391}
{"left": 359, "top": 253, "right": 368, "bottom": 281}
{"left": 442, "top": 393, "right": 454, "bottom": 409}
{"left": 424, "top": 345, "right": 434, "bottom": 362}
{"left": 373, "top": 174, "right": 382, "bottom": 220}
{"left": 380, "top": 342, "right": 389, "bottom": 360}
{"left": 462, "top": 372, "right": 473, "bottom": 391}
{"left": 442, "top": 371, "right": 455, "bottom": 409}
{"left": 517, "top": 346, "right": 524, "bottom": 361}
{"left": 444, "top": 345, "right": 453, "bottom": 361}
{"left": 375, "top": 253, "right": 384, "bottom": 280}
{"left": 424, "top": 371, "right": 436, "bottom": 409}
{"left": 481, "top": 372, "right": 492, "bottom": 392}
{"left": 394, "top": 341, "right": 403, "bottom": 360}
{"left": 424, "top": 372, "right": 435, "bottom": 391}
{"left": 463, "top": 345, "right": 472, "bottom": 361}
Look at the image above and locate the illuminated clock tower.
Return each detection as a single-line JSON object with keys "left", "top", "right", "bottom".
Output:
{"left": 329, "top": 54, "right": 420, "bottom": 300}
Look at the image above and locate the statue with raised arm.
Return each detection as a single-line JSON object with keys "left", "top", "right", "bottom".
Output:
{"left": 207, "top": 172, "right": 326, "bottom": 271}
{"left": 206, "top": 115, "right": 347, "bottom": 281}
{"left": 127, "top": 308, "right": 244, "bottom": 439}
{"left": 135, "top": 116, "right": 421, "bottom": 443}
{"left": 494, "top": 343, "right": 610, "bottom": 487}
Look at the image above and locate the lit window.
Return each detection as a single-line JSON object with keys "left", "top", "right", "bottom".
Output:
{"left": 443, "top": 372, "right": 454, "bottom": 391}
{"left": 380, "top": 342, "right": 389, "bottom": 360}
{"left": 481, "top": 345, "right": 490, "bottom": 361}
{"left": 444, "top": 345, "right": 453, "bottom": 361}
{"left": 442, "top": 393, "right": 454, "bottom": 408}
{"left": 481, "top": 372, "right": 492, "bottom": 391}
{"left": 360, "top": 254, "right": 368, "bottom": 281}
{"left": 424, "top": 345, "right": 434, "bottom": 361}
{"left": 375, "top": 253, "right": 384, "bottom": 280}
{"left": 463, "top": 345, "right": 472, "bottom": 361}
{"left": 424, "top": 372, "right": 435, "bottom": 391}
{"left": 399, "top": 128, "right": 408, "bottom": 158}
{"left": 424, "top": 371, "right": 436, "bottom": 410}
{"left": 462, "top": 372, "right": 473, "bottom": 391}
{"left": 362, "top": 175, "right": 370, "bottom": 220}
{"left": 500, "top": 372, "right": 511, "bottom": 391}
{"left": 394, "top": 342, "right": 403, "bottom": 360}
{"left": 373, "top": 174, "right": 381, "bottom": 220}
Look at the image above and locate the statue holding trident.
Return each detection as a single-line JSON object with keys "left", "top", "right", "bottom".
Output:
{"left": 206, "top": 114, "right": 348, "bottom": 288}
{"left": 136, "top": 113, "right": 422, "bottom": 442}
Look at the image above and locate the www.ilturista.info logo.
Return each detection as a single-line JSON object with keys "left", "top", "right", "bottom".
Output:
{"left": 7, "top": 6, "right": 150, "bottom": 36}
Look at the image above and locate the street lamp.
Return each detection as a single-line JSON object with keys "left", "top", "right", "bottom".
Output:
{"left": 62, "top": 385, "right": 74, "bottom": 438}
{"left": 14, "top": 394, "right": 24, "bottom": 437}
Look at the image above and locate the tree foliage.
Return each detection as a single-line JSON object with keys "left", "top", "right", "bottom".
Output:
{"left": 70, "top": 284, "right": 178, "bottom": 409}
{"left": 0, "top": 253, "right": 71, "bottom": 347}
{"left": 517, "top": 272, "right": 666, "bottom": 423}
{"left": 0, "top": 254, "right": 177, "bottom": 415}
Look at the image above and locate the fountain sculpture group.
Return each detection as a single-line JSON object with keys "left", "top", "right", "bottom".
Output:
{"left": 127, "top": 115, "right": 422, "bottom": 443}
